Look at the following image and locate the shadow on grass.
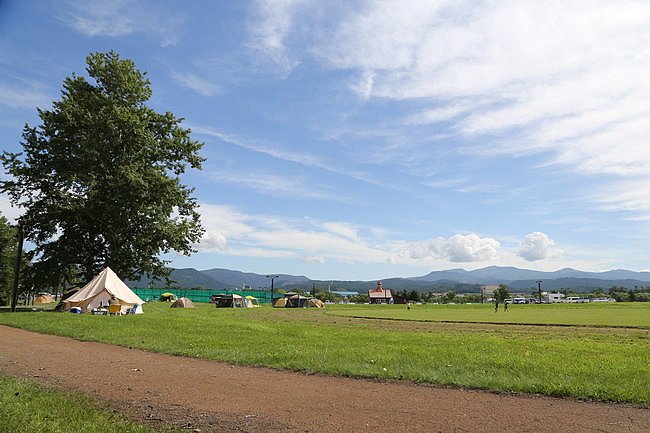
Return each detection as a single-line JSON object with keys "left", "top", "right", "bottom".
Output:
{"left": 0, "top": 305, "right": 57, "bottom": 313}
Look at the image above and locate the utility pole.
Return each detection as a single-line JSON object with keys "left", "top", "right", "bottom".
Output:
{"left": 10, "top": 218, "right": 26, "bottom": 313}
{"left": 266, "top": 275, "right": 279, "bottom": 305}
{"left": 537, "top": 280, "right": 543, "bottom": 304}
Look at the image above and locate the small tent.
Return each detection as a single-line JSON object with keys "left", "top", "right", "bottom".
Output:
{"left": 272, "top": 297, "right": 287, "bottom": 307}
{"left": 159, "top": 292, "right": 177, "bottom": 302}
{"left": 61, "top": 267, "right": 145, "bottom": 314}
{"left": 274, "top": 293, "right": 325, "bottom": 308}
{"left": 214, "top": 294, "right": 255, "bottom": 308}
{"left": 286, "top": 293, "right": 309, "bottom": 308}
{"left": 245, "top": 296, "right": 260, "bottom": 307}
{"left": 170, "top": 297, "right": 195, "bottom": 308}
{"left": 35, "top": 294, "right": 54, "bottom": 304}
{"left": 307, "top": 298, "right": 325, "bottom": 308}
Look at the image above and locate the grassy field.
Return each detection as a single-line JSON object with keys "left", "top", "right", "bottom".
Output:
{"left": 0, "top": 303, "right": 648, "bottom": 406}
{"left": 327, "top": 302, "right": 650, "bottom": 328}
{"left": 0, "top": 372, "right": 165, "bottom": 433}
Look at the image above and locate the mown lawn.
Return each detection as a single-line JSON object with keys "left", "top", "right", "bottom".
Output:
{"left": 0, "top": 372, "right": 167, "bottom": 433}
{"left": 0, "top": 303, "right": 648, "bottom": 406}
{"left": 327, "top": 302, "right": 650, "bottom": 328}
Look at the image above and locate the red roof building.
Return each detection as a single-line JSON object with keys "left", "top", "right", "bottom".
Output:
{"left": 368, "top": 280, "right": 393, "bottom": 304}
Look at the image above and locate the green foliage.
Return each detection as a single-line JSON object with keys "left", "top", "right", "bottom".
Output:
{"left": 0, "top": 303, "right": 648, "bottom": 405}
{"left": 1, "top": 51, "right": 204, "bottom": 288}
{"left": 0, "top": 373, "right": 161, "bottom": 432}
{"left": 313, "top": 289, "right": 342, "bottom": 303}
{"left": 608, "top": 286, "right": 650, "bottom": 302}
{"left": 493, "top": 284, "right": 510, "bottom": 303}
{"left": 458, "top": 293, "right": 483, "bottom": 303}
{"left": 349, "top": 293, "right": 369, "bottom": 303}
{"left": 394, "top": 289, "right": 422, "bottom": 302}
{"left": 0, "top": 215, "right": 17, "bottom": 305}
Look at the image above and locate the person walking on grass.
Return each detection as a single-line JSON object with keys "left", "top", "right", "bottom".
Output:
{"left": 504, "top": 301, "right": 508, "bottom": 312}
{"left": 494, "top": 299, "right": 499, "bottom": 312}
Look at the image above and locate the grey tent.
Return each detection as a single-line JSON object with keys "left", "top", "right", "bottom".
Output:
{"left": 170, "top": 297, "right": 195, "bottom": 308}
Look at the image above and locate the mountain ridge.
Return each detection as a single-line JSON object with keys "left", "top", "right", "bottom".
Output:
{"left": 127, "top": 265, "right": 650, "bottom": 293}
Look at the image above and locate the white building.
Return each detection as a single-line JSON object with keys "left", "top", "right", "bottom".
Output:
{"left": 543, "top": 292, "right": 565, "bottom": 303}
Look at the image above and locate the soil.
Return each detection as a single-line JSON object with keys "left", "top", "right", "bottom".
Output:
{"left": 0, "top": 325, "right": 648, "bottom": 433}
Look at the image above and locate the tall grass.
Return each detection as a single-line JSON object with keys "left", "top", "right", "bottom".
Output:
{"left": 0, "top": 303, "right": 647, "bottom": 405}
{"left": 0, "top": 373, "right": 165, "bottom": 433}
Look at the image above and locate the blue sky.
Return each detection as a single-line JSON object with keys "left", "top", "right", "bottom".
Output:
{"left": 1, "top": 1, "right": 650, "bottom": 280}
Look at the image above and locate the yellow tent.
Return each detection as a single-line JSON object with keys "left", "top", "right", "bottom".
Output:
{"left": 272, "top": 297, "right": 287, "bottom": 308}
{"left": 35, "top": 294, "right": 54, "bottom": 304}
{"left": 245, "top": 296, "right": 260, "bottom": 307}
{"left": 159, "top": 292, "right": 177, "bottom": 302}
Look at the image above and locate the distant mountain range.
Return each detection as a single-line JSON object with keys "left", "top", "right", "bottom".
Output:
{"left": 127, "top": 265, "right": 650, "bottom": 293}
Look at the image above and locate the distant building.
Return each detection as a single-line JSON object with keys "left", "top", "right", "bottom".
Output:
{"left": 368, "top": 281, "right": 393, "bottom": 304}
{"left": 480, "top": 285, "right": 499, "bottom": 299}
{"left": 544, "top": 292, "right": 565, "bottom": 303}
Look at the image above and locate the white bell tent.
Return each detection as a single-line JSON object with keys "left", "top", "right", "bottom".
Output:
{"left": 62, "top": 267, "right": 144, "bottom": 314}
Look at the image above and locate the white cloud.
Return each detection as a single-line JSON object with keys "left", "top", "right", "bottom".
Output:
{"left": 0, "top": 83, "right": 50, "bottom": 110}
{"left": 195, "top": 203, "right": 394, "bottom": 263}
{"left": 320, "top": 222, "right": 360, "bottom": 241}
{"left": 410, "top": 233, "right": 500, "bottom": 262}
{"left": 56, "top": 0, "right": 184, "bottom": 47}
{"left": 301, "top": 255, "right": 325, "bottom": 264}
{"left": 249, "top": 0, "right": 650, "bottom": 216}
{"left": 170, "top": 72, "right": 220, "bottom": 97}
{"left": 196, "top": 204, "right": 515, "bottom": 267}
{"left": 209, "top": 171, "right": 348, "bottom": 202}
{"left": 593, "top": 179, "right": 650, "bottom": 213}
{"left": 517, "top": 232, "right": 556, "bottom": 261}
{"left": 247, "top": 0, "right": 308, "bottom": 73}
{"left": 192, "top": 125, "right": 326, "bottom": 169}
{"left": 201, "top": 230, "right": 228, "bottom": 252}
{"left": 192, "top": 124, "right": 386, "bottom": 187}
{"left": 191, "top": 203, "right": 601, "bottom": 272}
{"left": 0, "top": 196, "right": 22, "bottom": 222}
{"left": 352, "top": 70, "right": 375, "bottom": 101}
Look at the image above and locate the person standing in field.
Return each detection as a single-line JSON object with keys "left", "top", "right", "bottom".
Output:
{"left": 494, "top": 299, "right": 499, "bottom": 312}
{"left": 504, "top": 301, "right": 508, "bottom": 312}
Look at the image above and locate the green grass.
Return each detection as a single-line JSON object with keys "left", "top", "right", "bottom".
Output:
{"left": 327, "top": 302, "right": 650, "bottom": 328}
{"left": 0, "top": 372, "right": 165, "bottom": 433}
{"left": 0, "top": 303, "right": 648, "bottom": 406}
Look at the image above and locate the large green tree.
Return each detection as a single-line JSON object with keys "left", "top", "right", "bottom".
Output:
{"left": 493, "top": 284, "right": 511, "bottom": 303}
{"left": 0, "top": 214, "right": 17, "bottom": 304}
{"left": 1, "top": 51, "right": 204, "bottom": 288}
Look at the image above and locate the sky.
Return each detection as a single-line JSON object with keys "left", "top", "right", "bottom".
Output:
{"left": 1, "top": 1, "right": 650, "bottom": 280}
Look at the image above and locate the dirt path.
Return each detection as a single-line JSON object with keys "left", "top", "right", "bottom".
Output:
{"left": 0, "top": 325, "right": 647, "bottom": 433}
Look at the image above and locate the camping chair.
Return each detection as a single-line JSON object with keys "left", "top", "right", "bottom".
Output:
{"left": 108, "top": 304, "right": 122, "bottom": 316}
{"left": 125, "top": 304, "right": 139, "bottom": 315}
